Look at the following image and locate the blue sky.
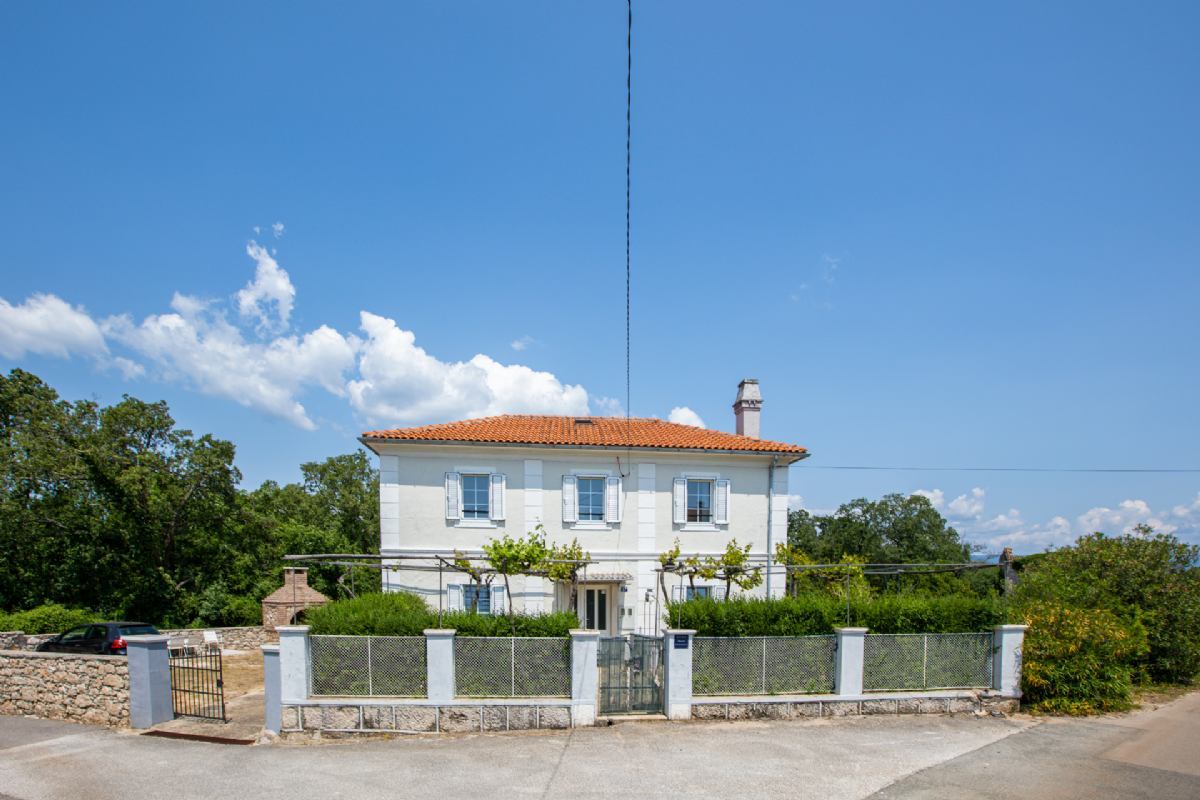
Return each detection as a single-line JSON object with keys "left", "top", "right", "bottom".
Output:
{"left": 2, "top": 1, "right": 1199, "bottom": 553}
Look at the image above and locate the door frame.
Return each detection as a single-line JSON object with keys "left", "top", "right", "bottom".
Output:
{"left": 579, "top": 583, "right": 618, "bottom": 635}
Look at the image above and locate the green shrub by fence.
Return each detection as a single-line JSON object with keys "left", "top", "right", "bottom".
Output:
{"left": 668, "top": 594, "right": 1008, "bottom": 637}
{"left": 0, "top": 604, "right": 100, "bottom": 634}
{"left": 304, "top": 591, "right": 576, "bottom": 637}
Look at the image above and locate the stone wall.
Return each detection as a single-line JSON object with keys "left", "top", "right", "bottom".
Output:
{"left": 280, "top": 702, "right": 573, "bottom": 737}
{"left": 690, "top": 691, "right": 1020, "bottom": 722}
{"left": 160, "top": 626, "right": 277, "bottom": 651}
{"left": 0, "top": 650, "right": 130, "bottom": 727}
{"left": 0, "top": 632, "right": 54, "bottom": 651}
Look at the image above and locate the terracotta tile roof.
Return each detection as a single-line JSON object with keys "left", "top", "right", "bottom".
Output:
{"left": 361, "top": 415, "right": 807, "bottom": 456}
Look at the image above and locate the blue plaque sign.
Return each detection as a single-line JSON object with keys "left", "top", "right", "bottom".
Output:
{"left": 674, "top": 634, "right": 689, "bottom": 649}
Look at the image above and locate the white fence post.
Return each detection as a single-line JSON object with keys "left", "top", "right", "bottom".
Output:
{"left": 425, "top": 629, "right": 456, "bottom": 703}
{"left": 277, "top": 625, "right": 311, "bottom": 704}
{"left": 663, "top": 629, "right": 695, "bottom": 721}
{"left": 125, "top": 634, "right": 173, "bottom": 729}
{"left": 569, "top": 629, "right": 599, "bottom": 726}
{"left": 261, "top": 643, "right": 281, "bottom": 733}
{"left": 992, "top": 624, "right": 1027, "bottom": 697}
{"left": 834, "top": 627, "right": 868, "bottom": 696}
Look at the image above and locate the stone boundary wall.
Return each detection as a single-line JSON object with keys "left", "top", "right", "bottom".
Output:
{"left": 0, "top": 650, "right": 130, "bottom": 727}
{"left": 160, "top": 626, "right": 277, "bottom": 651}
{"left": 691, "top": 692, "right": 1019, "bottom": 722}
{"left": 0, "top": 632, "right": 54, "bottom": 651}
{"left": 281, "top": 702, "right": 573, "bottom": 737}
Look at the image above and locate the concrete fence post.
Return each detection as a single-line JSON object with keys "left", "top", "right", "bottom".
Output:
{"left": 262, "top": 643, "right": 281, "bottom": 733}
{"left": 992, "top": 624, "right": 1028, "bottom": 697}
{"left": 277, "top": 625, "right": 311, "bottom": 704}
{"left": 834, "top": 627, "right": 868, "bottom": 696}
{"left": 125, "top": 634, "right": 173, "bottom": 729}
{"left": 425, "top": 629, "right": 456, "bottom": 703}
{"left": 569, "top": 629, "right": 600, "bottom": 726}
{"left": 662, "top": 629, "right": 695, "bottom": 721}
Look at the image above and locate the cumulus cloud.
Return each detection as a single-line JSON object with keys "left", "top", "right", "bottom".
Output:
{"left": 0, "top": 293, "right": 108, "bottom": 360}
{"left": 346, "top": 312, "right": 590, "bottom": 424}
{"left": 912, "top": 488, "right": 945, "bottom": 509}
{"left": 668, "top": 406, "right": 706, "bottom": 428}
{"left": 103, "top": 293, "right": 359, "bottom": 430}
{"left": 237, "top": 241, "right": 295, "bottom": 332}
{"left": 948, "top": 487, "right": 986, "bottom": 518}
{"left": 7, "top": 238, "right": 697, "bottom": 431}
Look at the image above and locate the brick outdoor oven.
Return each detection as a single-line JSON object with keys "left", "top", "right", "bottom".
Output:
{"left": 261, "top": 568, "right": 330, "bottom": 630}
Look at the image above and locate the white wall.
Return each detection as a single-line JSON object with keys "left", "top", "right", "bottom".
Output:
{"left": 376, "top": 443, "right": 789, "bottom": 631}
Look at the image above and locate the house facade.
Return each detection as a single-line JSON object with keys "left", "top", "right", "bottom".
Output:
{"left": 360, "top": 379, "right": 807, "bottom": 634}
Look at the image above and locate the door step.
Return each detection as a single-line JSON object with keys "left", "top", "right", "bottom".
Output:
{"left": 597, "top": 713, "right": 669, "bottom": 726}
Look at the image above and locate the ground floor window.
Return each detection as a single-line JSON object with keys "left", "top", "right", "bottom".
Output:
{"left": 463, "top": 584, "right": 491, "bottom": 614}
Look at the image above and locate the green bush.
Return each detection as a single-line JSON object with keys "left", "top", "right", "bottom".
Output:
{"left": 1014, "top": 529, "right": 1200, "bottom": 684}
{"left": 667, "top": 593, "right": 1008, "bottom": 636}
{"left": 304, "top": 591, "right": 575, "bottom": 637}
{"left": 0, "top": 603, "right": 101, "bottom": 634}
{"left": 1019, "top": 602, "right": 1149, "bottom": 714}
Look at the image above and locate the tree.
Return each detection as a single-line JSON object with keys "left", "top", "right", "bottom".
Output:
{"left": 481, "top": 531, "right": 550, "bottom": 618}
{"left": 705, "top": 539, "right": 763, "bottom": 597}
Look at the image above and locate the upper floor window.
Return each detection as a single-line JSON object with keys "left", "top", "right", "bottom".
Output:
{"left": 461, "top": 474, "right": 490, "bottom": 519}
{"left": 687, "top": 479, "right": 713, "bottom": 523}
{"left": 578, "top": 477, "right": 606, "bottom": 521}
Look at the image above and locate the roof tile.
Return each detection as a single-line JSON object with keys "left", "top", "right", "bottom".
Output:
{"left": 362, "top": 415, "right": 807, "bottom": 456}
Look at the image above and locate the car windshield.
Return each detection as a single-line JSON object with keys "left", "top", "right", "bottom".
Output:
{"left": 118, "top": 625, "right": 159, "bottom": 636}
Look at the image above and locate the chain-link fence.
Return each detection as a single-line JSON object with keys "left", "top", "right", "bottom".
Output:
{"left": 692, "top": 636, "right": 837, "bottom": 695}
{"left": 309, "top": 635, "right": 427, "bottom": 697}
{"left": 863, "top": 633, "right": 993, "bottom": 691}
{"left": 454, "top": 637, "right": 571, "bottom": 697}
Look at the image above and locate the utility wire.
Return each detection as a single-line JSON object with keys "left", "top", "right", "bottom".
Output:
{"left": 795, "top": 465, "right": 1200, "bottom": 474}
{"left": 625, "top": 0, "right": 632, "bottom": 423}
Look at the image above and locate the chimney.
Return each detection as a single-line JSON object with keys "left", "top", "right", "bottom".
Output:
{"left": 283, "top": 568, "right": 308, "bottom": 589}
{"left": 733, "top": 378, "right": 762, "bottom": 438}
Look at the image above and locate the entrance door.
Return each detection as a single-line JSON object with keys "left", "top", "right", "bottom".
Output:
{"left": 598, "top": 634, "right": 664, "bottom": 715}
{"left": 582, "top": 586, "right": 611, "bottom": 634}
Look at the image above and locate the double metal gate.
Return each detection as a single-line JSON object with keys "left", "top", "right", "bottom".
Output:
{"left": 598, "top": 634, "right": 663, "bottom": 715}
{"left": 169, "top": 648, "right": 227, "bottom": 722}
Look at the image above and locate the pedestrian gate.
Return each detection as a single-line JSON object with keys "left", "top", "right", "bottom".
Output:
{"left": 598, "top": 634, "right": 663, "bottom": 715}
{"left": 169, "top": 647, "right": 227, "bottom": 722}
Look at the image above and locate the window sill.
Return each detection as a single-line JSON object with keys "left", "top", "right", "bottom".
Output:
{"left": 679, "top": 523, "right": 722, "bottom": 532}
{"left": 571, "top": 522, "right": 614, "bottom": 531}
{"left": 455, "top": 520, "right": 500, "bottom": 529}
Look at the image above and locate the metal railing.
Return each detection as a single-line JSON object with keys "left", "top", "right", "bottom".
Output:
{"left": 310, "top": 635, "right": 427, "bottom": 697}
{"left": 454, "top": 637, "right": 571, "bottom": 698}
{"left": 863, "top": 633, "right": 994, "bottom": 691}
{"left": 692, "top": 635, "right": 837, "bottom": 696}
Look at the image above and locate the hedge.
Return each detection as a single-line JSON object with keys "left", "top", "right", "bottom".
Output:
{"left": 667, "top": 593, "right": 1009, "bottom": 636}
{"left": 0, "top": 603, "right": 101, "bottom": 634}
{"left": 304, "top": 591, "right": 576, "bottom": 637}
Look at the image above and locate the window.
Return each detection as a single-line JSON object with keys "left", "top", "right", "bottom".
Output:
{"left": 463, "top": 585, "right": 491, "bottom": 614}
{"left": 687, "top": 479, "right": 713, "bottom": 523}
{"left": 686, "top": 586, "right": 712, "bottom": 600}
{"left": 577, "top": 477, "right": 605, "bottom": 521}
{"left": 461, "top": 474, "right": 489, "bottom": 519}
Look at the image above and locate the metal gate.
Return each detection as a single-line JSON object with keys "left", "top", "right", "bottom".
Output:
{"left": 598, "top": 634, "right": 663, "bottom": 715}
{"left": 169, "top": 648, "right": 227, "bottom": 722}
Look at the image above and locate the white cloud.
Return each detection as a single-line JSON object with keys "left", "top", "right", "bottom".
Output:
{"left": 346, "top": 312, "right": 590, "bottom": 424}
{"left": 103, "top": 294, "right": 358, "bottom": 431}
{"left": 236, "top": 241, "right": 295, "bottom": 332}
{"left": 112, "top": 357, "right": 145, "bottom": 380}
{"left": 0, "top": 293, "right": 108, "bottom": 360}
{"left": 913, "top": 488, "right": 945, "bottom": 509}
{"left": 668, "top": 406, "right": 706, "bottom": 428}
{"left": 948, "top": 487, "right": 986, "bottom": 518}
{"left": 510, "top": 335, "right": 534, "bottom": 352}
{"left": 272, "top": 222, "right": 285, "bottom": 239}
{"left": 914, "top": 487, "right": 985, "bottom": 519}
{"left": 591, "top": 396, "right": 624, "bottom": 417}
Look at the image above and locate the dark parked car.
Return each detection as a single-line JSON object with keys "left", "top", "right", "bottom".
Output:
{"left": 36, "top": 622, "right": 159, "bottom": 656}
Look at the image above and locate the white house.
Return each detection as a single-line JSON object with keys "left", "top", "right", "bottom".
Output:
{"left": 360, "top": 379, "right": 808, "bottom": 634}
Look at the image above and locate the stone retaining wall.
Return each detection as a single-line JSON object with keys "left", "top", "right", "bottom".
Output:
{"left": 0, "top": 650, "right": 130, "bottom": 727}
{"left": 0, "top": 632, "right": 54, "bottom": 651}
{"left": 691, "top": 692, "right": 1019, "bottom": 721}
{"left": 160, "top": 626, "right": 277, "bottom": 651}
{"left": 281, "top": 702, "right": 573, "bottom": 737}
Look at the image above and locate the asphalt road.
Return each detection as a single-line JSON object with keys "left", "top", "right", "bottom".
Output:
{"left": 0, "top": 694, "right": 1197, "bottom": 800}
